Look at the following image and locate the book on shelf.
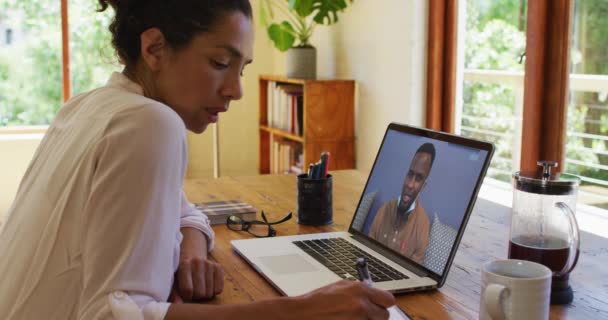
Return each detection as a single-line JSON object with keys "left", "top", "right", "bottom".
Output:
{"left": 194, "top": 200, "right": 257, "bottom": 225}
{"left": 270, "top": 139, "right": 303, "bottom": 174}
{"left": 272, "top": 141, "right": 280, "bottom": 174}
{"left": 266, "top": 81, "right": 303, "bottom": 135}
{"left": 295, "top": 95, "right": 303, "bottom": 135}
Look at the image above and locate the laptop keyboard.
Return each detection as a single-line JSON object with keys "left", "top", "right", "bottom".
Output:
{"left": 292, "top": 237, "right": 409, "bottom": 282}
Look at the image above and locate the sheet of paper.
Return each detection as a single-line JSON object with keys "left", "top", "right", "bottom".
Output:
{"left": 389, "top": 306, "right": 411, "bottom": 320}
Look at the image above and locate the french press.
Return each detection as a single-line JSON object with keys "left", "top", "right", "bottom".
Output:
{"left": 509, "top": 161, "right": 580, "bottom": 305}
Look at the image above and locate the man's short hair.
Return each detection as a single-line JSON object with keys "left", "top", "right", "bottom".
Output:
{"left": 415, "top": 142, "right": 436, "bottom": 167}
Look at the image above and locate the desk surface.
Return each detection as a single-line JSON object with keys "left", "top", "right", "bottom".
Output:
{"left": 183, "top": 170, "right": 608, "bottom": 319}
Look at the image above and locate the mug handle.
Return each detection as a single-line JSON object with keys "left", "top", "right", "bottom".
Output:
{"left": 555, "top": 202, "right": 580, "bottom": 275}
{"left": 484, "top": 283, "right": 507, "bottom": 320}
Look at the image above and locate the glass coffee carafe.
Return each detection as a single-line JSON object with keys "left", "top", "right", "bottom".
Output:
{"left": 509, "top": 161, "right": 580, "bottom": 305}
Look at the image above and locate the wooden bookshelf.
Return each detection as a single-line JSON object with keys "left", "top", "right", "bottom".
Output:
{"left": 259, "top": 75, "right": 355, "bottom": 174}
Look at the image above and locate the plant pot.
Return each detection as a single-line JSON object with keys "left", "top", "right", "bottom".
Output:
{"left": 286, "top": 46, "right": 316, "bottom": 79}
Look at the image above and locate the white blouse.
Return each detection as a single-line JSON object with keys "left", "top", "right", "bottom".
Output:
{"left": 0, "top": 73, "right": 215, "bottom": 320}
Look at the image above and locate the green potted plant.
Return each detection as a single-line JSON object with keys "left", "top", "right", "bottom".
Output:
{"left": 260, "top": 0, "right": 352, "bottom": 79}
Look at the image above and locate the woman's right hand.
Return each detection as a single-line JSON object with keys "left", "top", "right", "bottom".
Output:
{"left": 165, "top": 279, "right": 396, "bottom": 320}
{"left": 292, "top": 280, "right": 396, "bottom": 320}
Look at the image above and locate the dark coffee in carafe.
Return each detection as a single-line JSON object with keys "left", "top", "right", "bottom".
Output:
{"left": 508, "top": 236, "right": 579, "bottom": 273}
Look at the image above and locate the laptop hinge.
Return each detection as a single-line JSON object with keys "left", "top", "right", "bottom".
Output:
{"left": 350, "top": 233, "right": 431, "bottom": 279}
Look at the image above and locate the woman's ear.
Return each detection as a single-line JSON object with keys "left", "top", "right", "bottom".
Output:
{"left": 139, "top": 28, "right": 167, "bottom": 71}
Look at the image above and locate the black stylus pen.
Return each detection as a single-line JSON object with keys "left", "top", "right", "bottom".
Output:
{"left": 356, "top": 257, "right": 373, "bottom": 287}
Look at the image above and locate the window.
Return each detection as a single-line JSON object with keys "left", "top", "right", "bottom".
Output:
{"left": 68, "top": 0, "right": 119, "bottom": 100}
{"left": 430, "top": 0, "right": 608, "bottom": 208}
{"left": 565, "top": 0, "right": 608, "bottom": 208}
{"left": 0, "top": 0, "right": 118, "bottom": 127}
{"left": 0, "top": 2, "right": 62, "bottom": 126}
{"left": 456, "top": 0, "right": 527, "bottom": 181}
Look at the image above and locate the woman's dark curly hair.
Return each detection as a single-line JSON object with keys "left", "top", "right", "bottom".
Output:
{"left": 97, "top": 0, "right": 252, "bottom": 67}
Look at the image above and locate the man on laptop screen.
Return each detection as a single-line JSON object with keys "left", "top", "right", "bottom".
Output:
{"left": 368, "top": 143, "right": 435, "bottom": 263}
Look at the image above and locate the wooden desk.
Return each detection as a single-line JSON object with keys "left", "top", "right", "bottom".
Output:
{"left": 183, "top": 170, "right": 608, "bottom": 319}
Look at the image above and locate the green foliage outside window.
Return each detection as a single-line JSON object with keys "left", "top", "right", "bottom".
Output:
{"left": 464, "top": 0, "right": 608, "bottom": 186}
{"left": 566, "top": 0, "right": 608, "bottom": 184}
{"left": 0, "top": 0, "right": 118, "bottom": 126}
{"left": 462, "top": 0, "right": 527, "bottom": 181}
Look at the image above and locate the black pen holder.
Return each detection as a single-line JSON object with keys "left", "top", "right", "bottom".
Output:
{"left": 297, "top": 174, "right": 333, "bottom": 225}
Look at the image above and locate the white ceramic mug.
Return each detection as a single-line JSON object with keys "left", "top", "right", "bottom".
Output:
{"left": 479, "top": 259, "right": 552, "bottom": 320}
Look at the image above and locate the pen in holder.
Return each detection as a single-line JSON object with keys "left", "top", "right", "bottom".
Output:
{"left": 297, "top": 173, "right": 333, "bottom": 225}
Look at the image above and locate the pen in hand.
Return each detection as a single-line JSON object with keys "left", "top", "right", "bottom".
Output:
{"left": 356, "top": 257, "right": 373, "bottom": 287}
{"left": 355, "top": 257, "right": 412, "bottom": 320}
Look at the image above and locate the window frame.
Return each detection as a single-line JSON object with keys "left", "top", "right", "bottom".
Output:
{"left": 426, "top": 0, "right": 458, "bottom": 133}
{"left": 520, "top": 0, "right": 573, "bottom": 172}
{"left": 61, "top": 0, "right": 71, "bottom": 103}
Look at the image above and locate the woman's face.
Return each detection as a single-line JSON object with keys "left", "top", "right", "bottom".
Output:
{"left": 154, "top": 12, "right": 254, "bottom": 133}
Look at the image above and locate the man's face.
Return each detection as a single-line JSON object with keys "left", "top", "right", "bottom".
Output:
{"left": 400, "top": 152, "right": 432, "bottom": 210}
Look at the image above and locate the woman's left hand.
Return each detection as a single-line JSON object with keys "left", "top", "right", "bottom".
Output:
{"left": 171, "top": 227, "right": 225, "bottom": 302}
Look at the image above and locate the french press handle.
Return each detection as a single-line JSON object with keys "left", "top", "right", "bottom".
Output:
{"left": 555, "top": 202, "right": 580, "bottom": 275}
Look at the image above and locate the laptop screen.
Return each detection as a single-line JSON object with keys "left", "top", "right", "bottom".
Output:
{"left": 349, "top": 124, "right": 492, "bottom": 277}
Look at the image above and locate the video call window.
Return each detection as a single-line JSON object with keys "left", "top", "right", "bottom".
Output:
{"left": 351, "top": 130, "right": 489, "bottom": 276}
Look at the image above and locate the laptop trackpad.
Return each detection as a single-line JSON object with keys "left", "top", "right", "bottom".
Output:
{"left": 259, "top": 254, "right": 318, "bottom": 274}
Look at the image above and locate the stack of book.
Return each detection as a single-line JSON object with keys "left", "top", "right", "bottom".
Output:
{"left": 266, "top": 81, "right": 303, "bottom": 135}
{"left": 194, "top": 200, "right": 257, "bottom": 225}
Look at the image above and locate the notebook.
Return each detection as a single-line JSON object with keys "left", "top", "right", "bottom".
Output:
{"left": 231, "top": 123, "right": 494, "bottom": 300}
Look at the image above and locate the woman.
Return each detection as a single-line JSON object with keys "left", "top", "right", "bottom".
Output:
{"left": 0, "top": 1, "right": 394, "bottom": 319}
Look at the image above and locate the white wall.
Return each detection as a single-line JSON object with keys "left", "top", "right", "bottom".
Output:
{"left": 270, "top": 0, "right": 428, "bottom": 172}
{"left": 0, "top": 134, "right": 42, "bottom": 219}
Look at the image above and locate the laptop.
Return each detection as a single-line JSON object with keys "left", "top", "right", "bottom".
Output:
{"left": 232, "top": 123, "right": 494, "bottom": 296}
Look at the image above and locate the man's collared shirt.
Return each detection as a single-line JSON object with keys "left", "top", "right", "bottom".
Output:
{"left": 368, "top": 198, "right": 430, "bottom": 264}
